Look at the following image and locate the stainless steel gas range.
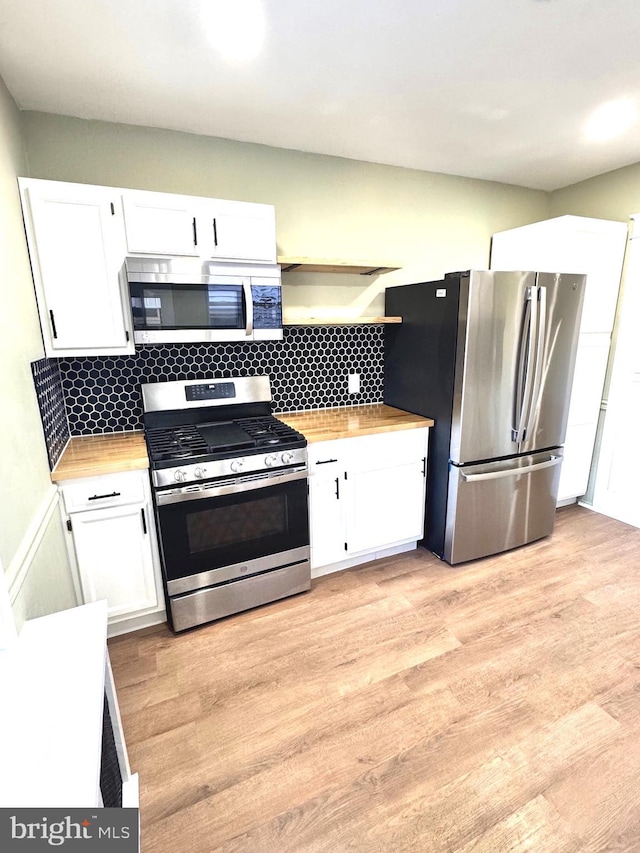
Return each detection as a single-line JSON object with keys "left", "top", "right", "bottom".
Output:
{"left": 142, "top": 376, "right": 310, "bottom": 632}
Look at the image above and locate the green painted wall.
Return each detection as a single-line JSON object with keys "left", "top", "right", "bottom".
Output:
{"left": 550, "top": 162, "right": 640, "bottom": 223}
{"left": 21, "top": 112, "right": 550, "bottom": 316}
{"left": 0, "top": 82, "right": 75, "bottom": 626}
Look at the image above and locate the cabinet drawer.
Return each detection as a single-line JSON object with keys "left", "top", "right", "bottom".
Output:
{"left": 60, "top": 471, "right": 147, "bottom": 513}
{"left": 308, "top": 439, "right": 349, "bottom": 472}
{"left": 308, "top": 429, "right": 429, "bottom": 471}
{"left": 347, "top": 429, "right": 429, "bottom": 470}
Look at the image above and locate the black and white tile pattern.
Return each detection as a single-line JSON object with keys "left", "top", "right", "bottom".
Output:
{"left": 31, "top": 357, "right": 70, "bottom": 469}
{"left": 57, "top": 326, "right": 385, "bottom": 435}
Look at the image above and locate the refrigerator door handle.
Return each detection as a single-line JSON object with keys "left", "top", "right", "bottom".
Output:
{"left": 525, "top": 285, "right": 548, "bottom": 440}
{"left": 460, "top": 454, "right": 562, "bottom": 483}
{"left": 512, "top": 286, "right": 538, "bottom": 445}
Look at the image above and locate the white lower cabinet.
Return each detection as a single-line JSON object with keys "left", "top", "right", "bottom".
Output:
{"left": 60, "top": 470, "right": 165, "bottom": 635}
{"left": 346, "top": 460, "right": 427, "bottom": 553}
{"left": 308, "top": 429, "right": 429, "bottom": 575}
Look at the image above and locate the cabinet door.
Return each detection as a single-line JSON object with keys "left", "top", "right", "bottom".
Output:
{"left": 205, "top": 200, "right": 277, "bottom": 263}
{"left": 71, "top": 501, "right": 158, "bottom": 621}
{"left": 122, "top": 190, "right": 199, "bottom": 256}
{"left": 21, "top": 180, "right": 133, "bottom": 356}
{"left": 122, "top": 191, "right": 277, "bottom": 262}
{"left": 347, "top": 461, "right": 426, "bottom": 554}
{"left": 309, "top": 467, "right": 347, "bottom": 569}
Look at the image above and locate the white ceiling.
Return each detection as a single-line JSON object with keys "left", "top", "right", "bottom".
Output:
{"left": 1, "top": 0, "right": 640, "bottom": 191}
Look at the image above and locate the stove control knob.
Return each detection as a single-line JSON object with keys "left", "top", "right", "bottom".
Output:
{"left": 230, "top": 459, "right": 244, "bottom": 473}
{"left": 174, "top": 469, "right": 188, "bottom": 483}
{"left": 194, "top": 467, "right": 207, "bottom": 479}
{"left": 265, "top": 454, "right": 278, "bottom": 467}
{"left": 281, "top": 451, "right": 294, "bottom": 465}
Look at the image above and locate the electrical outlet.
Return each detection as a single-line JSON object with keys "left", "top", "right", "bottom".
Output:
{"left": 348, "top": 373, "right": 360, "bottom": 394}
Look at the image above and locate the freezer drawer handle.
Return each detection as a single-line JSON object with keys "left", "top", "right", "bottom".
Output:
{"left": 460, "top": 455, "right": 561, "bottom": 483}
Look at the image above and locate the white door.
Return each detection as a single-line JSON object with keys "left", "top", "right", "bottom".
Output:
{"left": 347, "top": 461, "right": 426, "bottom": 554}
{"left": 22, "top": 180, "right": 133, "bottom": 355}
{"left": 122, "top": 190, "right": 199, "bottom": 255}
{"left": 71, "top": 501, "right": 159, "bottom": 620}
{"left": 592, "top": 223, "right": 640, "bottom": 527}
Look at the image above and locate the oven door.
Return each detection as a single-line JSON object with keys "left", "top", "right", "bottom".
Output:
{"left": 155, "top": 469, "right": 309, "bottom": 595}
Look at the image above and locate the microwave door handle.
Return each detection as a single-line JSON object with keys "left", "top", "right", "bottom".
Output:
{"left": 243, "top": 281, "right": 254, "bottom": 337}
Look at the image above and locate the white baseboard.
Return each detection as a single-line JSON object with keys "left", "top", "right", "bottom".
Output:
{"left": 311, "top": 541, "right": 417, "bottom": 579}
{"left": 579, "top": 499, "right": 640, "bottom": 528}
{"left": 107, "top": 609, "right": 167, "bottom": 638}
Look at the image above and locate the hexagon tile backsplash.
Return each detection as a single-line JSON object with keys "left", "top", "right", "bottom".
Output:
{"left": 32, "top": 326, "right": 385, "bottom": 468}
{"left": 31, "top": 356, "right": 70, "bottom": 469}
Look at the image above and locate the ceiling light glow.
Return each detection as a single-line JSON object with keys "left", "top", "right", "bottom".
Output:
{"left": 201, "top": 0, "right": 266, "bottom": 63}
{"left": 584, "top": 97, "right": 638, "bottom": 142}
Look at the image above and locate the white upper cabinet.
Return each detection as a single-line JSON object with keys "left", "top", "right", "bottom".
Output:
{"left": 207, "top": 200, "right": 277, "bottom": 262}
{"left": 122, "top": 191, "right": 199, "bottom": 256}
{"left": 122, "top": 189, "right": 277, "bottom": 263}
{"left": 19, "top": 178, "right": 134, "bottom": 357}
{"left": 20, "top": 179, "right": 278, "bottom": 357}
{"left": 491, "top": 215, "right": 627, "bottom": 335}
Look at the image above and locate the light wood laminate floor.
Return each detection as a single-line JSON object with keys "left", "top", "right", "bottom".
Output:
{"left": 109, "top": 505, "right": 640, "bottom": 852}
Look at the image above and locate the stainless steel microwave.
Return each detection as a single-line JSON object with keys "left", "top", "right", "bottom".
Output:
{"left": 126, "top": 257, "right": 283, "bottom": 344}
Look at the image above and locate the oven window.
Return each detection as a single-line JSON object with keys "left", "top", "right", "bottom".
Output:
{"left": 130, "top": 282, "right": 245, "bottom": 330}
{"left": 157, "top": 477, "right": 309, "bottom": 582}
{"left": 187, "top": 494, "right": 286, "bottom": 553}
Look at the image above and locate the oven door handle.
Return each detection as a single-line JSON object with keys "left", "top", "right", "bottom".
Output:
{"left": 156, "top": 467, "right": 308, "bottom": 506}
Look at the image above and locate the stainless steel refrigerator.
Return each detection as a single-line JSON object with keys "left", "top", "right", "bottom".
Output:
{"left": 384, "top": 270, "right": 585, "bottom": 564}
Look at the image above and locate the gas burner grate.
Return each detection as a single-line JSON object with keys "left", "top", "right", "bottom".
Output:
{"left": 145, "top": 425, "right": 208, "bottom": 461}
{"left": 234, "top": 417, "right": 304, "bottom": 447}
{"left": 145, "top": 415, "right": 306, "bottom": 466}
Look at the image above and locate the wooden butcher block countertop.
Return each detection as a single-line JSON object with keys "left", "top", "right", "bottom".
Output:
{"left": 50, "top": 406, "right": 434, "bottom": 480}
{"left": 51, "top": 432, "right": 148, "bottom": 482}
{"left": 277, "top": 404, "right": 434, "bottom": 443}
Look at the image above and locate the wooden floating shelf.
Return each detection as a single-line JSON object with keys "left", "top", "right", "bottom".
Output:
{"left": 283, "top": 316, "right": 402, "bottom": 326}
{"left": 278, "top": 257, "right": 401, "bottom": 276}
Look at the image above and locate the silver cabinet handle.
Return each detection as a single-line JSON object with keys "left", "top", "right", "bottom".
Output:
{"left": 460, "top": 455, "right": 561, "bottom": 483}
